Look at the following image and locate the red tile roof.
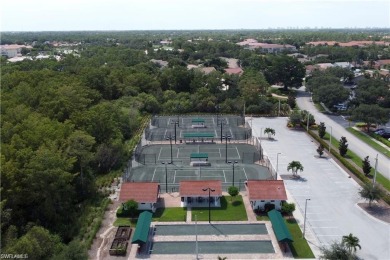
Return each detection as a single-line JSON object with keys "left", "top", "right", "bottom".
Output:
{"left": 119, "top": 182, "right": 160, "bottom": 203}
{"left": 224, "top": 68, "right": 243, "bottom": 75}
{"left": 179, "top": 180, "right": 222, "bottom": 197}
{"left": 246, "top": 180, "right": 287, "bottom": 200}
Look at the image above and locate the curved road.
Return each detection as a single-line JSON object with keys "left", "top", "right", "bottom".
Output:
{"left": 296, "top": 87, "right": 390, "bottom": 182}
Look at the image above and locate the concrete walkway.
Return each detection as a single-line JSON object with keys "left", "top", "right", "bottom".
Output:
{"left": 241, "top": 191, "right": 257, "bottom": 221}
{"left": 186, "top": 207, "right": 192, "bottom": 222}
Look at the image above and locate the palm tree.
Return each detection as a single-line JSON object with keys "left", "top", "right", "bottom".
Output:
{"left": 287, "top": 161, "right": 304, "bottom": 176}
{"left": 359, "top": 183, "right": 383, "bottom": 207}
{"left": 217, "top": 257, "right": 227, "bottom": 260}
{"left": 342, "top": 233, "right": 361, "bottom": 253}
{"left": 264, "top": 128, "right": 275, "bottom": 139}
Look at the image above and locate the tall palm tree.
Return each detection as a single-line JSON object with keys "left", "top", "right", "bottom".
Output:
{"left": 342, "top": 233, "right": 361, "bottom": 253}
{"left": 287, "top": 161, "right": 304, "bottom": 176}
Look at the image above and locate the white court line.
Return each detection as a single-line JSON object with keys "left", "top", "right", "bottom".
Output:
{"left": 235, "top": 146, "right": 241, "bottom": 159}
{"left": 223, "top": 170, "right": 227, "bottom": 183}
{"left": 229, "top": 128, "right": 233, "bottom": 138}
{"left": 219, "top": 148, "right": 222, "bottom": 158}
{"left": 151, "top": 168, "right": 157, "bottom": 181}
{"left": 242, "top": 167, "right": 248, "bottom": 180}
{"left": 173, "top": 170, "right": 177, "bottom": 183}
{"left": 212, "top": 117, "right": 215, "bottom": 125}
{"left": 164, "top": 129, "right": 167, "bottom": 139}
{"left": 215, "top": 129, "right": 218, "bottom": 138}
{"left": 176, "top": 148, "right": 180, "bottom": 159}
{"left": 158, "top": 147, "right": 163, "bottom": 161}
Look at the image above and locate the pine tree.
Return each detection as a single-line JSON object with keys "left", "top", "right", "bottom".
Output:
{"left": 318, "top": 122, "right": 326, "bottom": 139}
{"left": 339, "top": 136, "right": 348, "bottom": 156}
{"left": 362, "top": 156, "right": 372, "bottom": 176}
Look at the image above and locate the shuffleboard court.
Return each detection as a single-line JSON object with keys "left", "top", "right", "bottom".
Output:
{"left": 155, "top": 224, "right": 267, "bottom": 236}
{"left": 151, "top": 240, "right": 275, "bottom": 255}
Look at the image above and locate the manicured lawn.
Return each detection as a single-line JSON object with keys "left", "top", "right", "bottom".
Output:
{"left": 113, "top": 218, "right": 136, "bottom": 227}
{"left": 325, "top": 133, "right": 390, "bottom": 192}
{"left": 285, "top": 218, "right": 315, "bottom": 259}
{"left": 191, "top": 196, "right": 247, "bottom": 221}
{"left": 347, "top": 127, "right": 390, "bottom": 158}
{"left": 256, "top": 215, "right": 270, "bottom": 221}
{"left": 152, "top": 207, "right": 187, "bottom": 222}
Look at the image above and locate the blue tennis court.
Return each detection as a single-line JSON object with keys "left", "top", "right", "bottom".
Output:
{"left": 154, "top": 223, "right": 267, "bottom": 236}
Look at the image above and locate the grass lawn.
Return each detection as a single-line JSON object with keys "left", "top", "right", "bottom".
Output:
{"left": 347, "top": 127, "right": 390, "bottom": 158}
{"left": 285, "top": 218, "right": 315, "bottom": 259}
{"left": 152, "top": 207, "right": 187, "bottom": 222}
{"left": 113, "top": 218, "right": 136, "bottom": 227}
{"left": 191, "top": 196, "right": 247, "bottom": 221}
{"left": 256, "top": 215, "right": 270, "bottom": 221}
{"left": 324, "top": 133, "right": 390, "bottom": 192}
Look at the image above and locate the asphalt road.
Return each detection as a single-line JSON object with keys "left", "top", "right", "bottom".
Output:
{"left": 251, "top": 117, "right": 390, "bottom": 260}
{"left": 295, "top": 87, "right": 390, "bottom": 182}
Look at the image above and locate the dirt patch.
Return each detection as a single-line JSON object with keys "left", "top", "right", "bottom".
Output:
{"left": 357, "top": 201, "right": 390, "bottom": 223}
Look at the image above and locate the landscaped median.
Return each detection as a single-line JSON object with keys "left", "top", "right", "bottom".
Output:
{"left": 307, "top": 129, "right": 390, "bottom": 205}
{"left": 347, "top": 127, "right": 390, "bottom": 158}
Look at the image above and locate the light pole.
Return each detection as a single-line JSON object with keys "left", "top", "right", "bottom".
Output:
{"left": 162, "top": 162, "right": 171, "bottom": 193}
{"left": 219, "top": 121, "right": 226, "bottom": 143}
{"left": 228, "top": 161, "right": 238, "bottom": 187}
{"left": 195, "top": 215, "right": 198, "bottom": 259}
{"left": 202, "top": 187, "right": 215, "bottom": 223}
{"left": 222, "top": 133, "right": 231, "bottom": 163}
{"left": 171, "top": 121, "right": 179, "bottom": 144}
{"left": 302, "top": 198, "right": 311, "bottom": 239}
{"left": 373, "top": 154, "right": 379, "bottom": 187}
{"left": 328, "top": 126, "right": 332, "bottom": 152}
{"left": 166, "top": 133, "right": 175, "bottom": 164}
{"left": 276, "top": 153, "right": 281, "bottom": 180}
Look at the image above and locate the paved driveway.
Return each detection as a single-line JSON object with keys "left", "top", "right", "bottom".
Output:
{"left": 251, "top": 117, "right": 390, "bottom": 260}
{"left": 296, "top": 87, "right": 390, "bottom": 181}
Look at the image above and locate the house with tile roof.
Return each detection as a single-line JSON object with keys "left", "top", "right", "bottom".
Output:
{"left": 119, "top": 182, "right": 160, "bottom": 212}
{"left": 245, "top": 180, "right": 287, "bottom": 211}
{"left": 179, "top": 180, "right": 222, "bottom": 207}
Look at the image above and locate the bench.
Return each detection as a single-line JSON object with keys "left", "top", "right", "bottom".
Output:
{"left": 190, "top": 161, "right": 211, "bottom": 167}
{"left": 191, "top": 124, "right": 206, "bottom": 128}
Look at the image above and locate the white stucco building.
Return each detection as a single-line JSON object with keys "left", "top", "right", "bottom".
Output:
{"left": 246, "top": 180, "right": 287, "bottom": 211}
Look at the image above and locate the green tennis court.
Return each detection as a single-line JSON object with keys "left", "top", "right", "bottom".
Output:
{"left": 137, "top": 143, "right": 260, "bottom": 164}
{"left": 147, "top": 115, "right": 251, "bottom": 141}
{"left": 128, "top": 163, "right": 271, "bottom": 191}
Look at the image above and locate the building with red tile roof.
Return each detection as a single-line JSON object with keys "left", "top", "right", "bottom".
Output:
{"left": 224, "top": 67, "right": 243, "bottom": 75}
{"left": 179, "top": 180, "right": 222, "bottom": 207}
{"left": 245, "top": 180, "right": 287, "bottom": 211}
{"left": 119, "top": 182, "right": 160, "bottom": 212}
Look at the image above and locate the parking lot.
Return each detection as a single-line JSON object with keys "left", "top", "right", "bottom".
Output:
{"left": 251, "top": 117, "right": 390, "bottom": 260}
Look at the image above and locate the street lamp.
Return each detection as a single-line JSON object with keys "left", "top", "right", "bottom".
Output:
{"left": 328, "top": 126, "right": 332, "bottom": 152}
{"left": 219, "top": 120, "right": 226, "bottom": 143}
{"left": 162, "top": 162, "right": 171, "bottom": 193}
{"left": 202, "top": 187, "right": 215, "bottom": 223}
{"left": 222, "top": 133, "right": 231, "bottom": 163}
{"left": 276, "top": 153, "right": 281, "bottom": 180}
{"left": 171, "top": 121, "right": 179, "bottom": 144}
{"left": 166, "top": 133, "right": 175, "bottom": 164}
{"left": 228, "top": 161, "right": 238, "bottom": 187}
{"left": 302, "top": 198, "right": 311, "bottom": 239}
{"left": 373, "top": 154, "right": 379, "bottom": 187}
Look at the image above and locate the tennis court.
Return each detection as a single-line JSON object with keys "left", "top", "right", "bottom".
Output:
{"left": 128, "top": 163, "right": 271, "bottom": 191}
{"left": 146, "top": 115, "right": 251, "bottom": 141}
{"left": 136, "top": 143, "right": 260, "bottom": 165}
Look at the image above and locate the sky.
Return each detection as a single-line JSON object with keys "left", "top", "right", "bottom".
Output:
{"left": 1, "top": 0, "right": 389, "bottom": 31}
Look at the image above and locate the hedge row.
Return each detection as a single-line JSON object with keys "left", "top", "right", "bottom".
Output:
{"left": 307, "top": 129, "right": 390, "bottom": 205}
